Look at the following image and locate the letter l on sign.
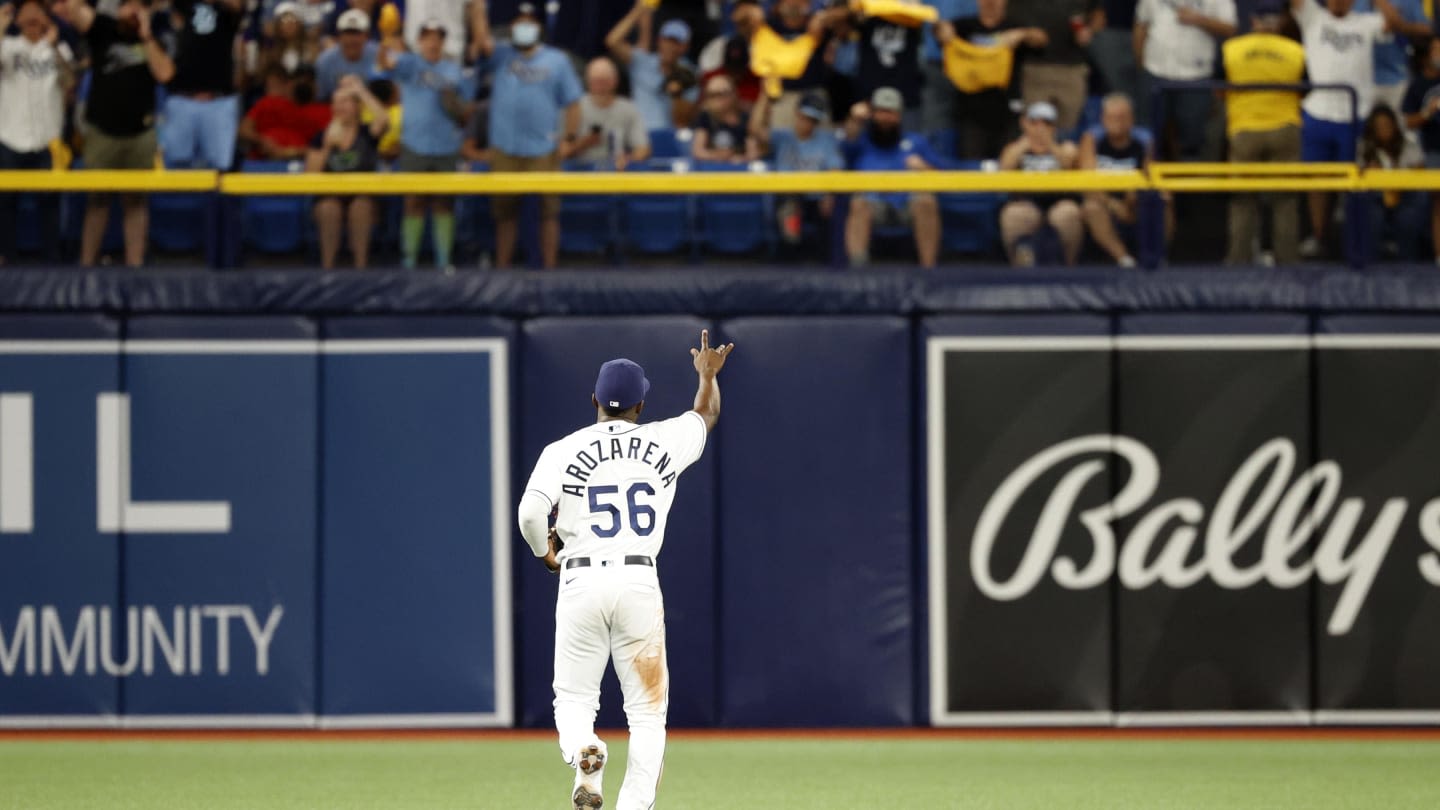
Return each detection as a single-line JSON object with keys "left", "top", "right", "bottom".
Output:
{"left": 97, "top": 393, "right": 231, "bottom": 534}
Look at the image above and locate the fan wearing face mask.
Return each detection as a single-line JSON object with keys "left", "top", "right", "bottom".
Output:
{"left": 470, "top": 0, "right": 584, "bottom": 270}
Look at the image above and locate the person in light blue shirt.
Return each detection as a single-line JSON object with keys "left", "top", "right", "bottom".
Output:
{"left": 606, "top": 0, "right": 700, "bottom": 131}
{"left": 751, "top": 91, "right": 844, "bottom": 247}
{"left": 1356, "top": 0, "right": 1429, "bottom": 115}
{"left": 474, "top": 0, "right": 583, "bottom": 269}
{"left": 842, "top": 87, "right": 943, "bottom": 269}
{"left": 378, "top": 18, "right": 478, "bottom": 269}
{"left": 315, "top": 8, "right": 379, "bottom": 101}
{"left": 920, "top": 0, "right": 978, "bottom": 132}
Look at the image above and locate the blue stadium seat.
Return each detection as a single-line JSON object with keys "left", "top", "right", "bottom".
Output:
{"left": 938, "top": 159, "right": 1003, "bottom": 257}
{"left": 939, "top": 192, "right": 1003, "bottom": 256}
{"left": 149, "top": 193, "right": 207, "bottom": 253}
{"left": 15, "top": 195, "right": 43, "bottom": 253}
{"left": 690, "top": 162, "right": 771, "bottom": 256}
{"left": 560, "top": 195, "right": 619, "bottom": 255}
{"left": 240, "top": 160, "right": 306, "bottom": 255}
{"left": 648, "top": 129, "right": 681, "bottom": 159}
{"left": 927, "top": 129, "right": 958, "bottom": 162}
{"left": 620, "top": 165, "right": 691, "bottom": 256}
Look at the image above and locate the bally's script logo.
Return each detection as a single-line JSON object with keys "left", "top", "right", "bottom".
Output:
{"left": 0, "top": 392, "right": 283, "bottom": 679}
{"left": 972, "top": 435, "right": 1440, "bottom": 636}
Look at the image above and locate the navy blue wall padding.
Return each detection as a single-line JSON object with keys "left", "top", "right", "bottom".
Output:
{"left": 1316, "top": 314, "right": 1440, "bottom": 334}
{"left": 0, "top": 314, "right": 119, "bottom": 339}
{"left": 716, "top": 317, "right": 913, "bottom": 726}
{"left": 1117, "top": 313, "right": 1312, "bottom": 335}
{"left": 120, "top": 317, "right": 318, "bottom": 715}
{"left": 917, "top": 315, "right": 1114, "bottom": 721}
{"left": 517, "top": 317, "right": 718, "bottom": 729}
{"left": 319, "top": 318, "right": 513, "bottom": 716}
{"left": 6, "top": 266, "right": 1440, "bottom": 317}
{"left": 0, "top": 317, "right": 121, "bottom": 715}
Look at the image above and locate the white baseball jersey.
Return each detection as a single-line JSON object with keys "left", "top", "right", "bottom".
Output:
{"left": 1295, "top": 2, "right": 1385, "bottom": 123}
{"left": 523, "top": 411, "right": 708, "bottom": 561}
{"left": 0, "top": 36, "right": 71, "bottom": 152}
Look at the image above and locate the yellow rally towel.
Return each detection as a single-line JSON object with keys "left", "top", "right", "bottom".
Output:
{"left": 942, "top": 37, "right": 1013, "bottom": 93}
{"left": 851, "top": 0, "right": 939, "bottom": 27}
{"left": 749, "top": 24, "right": 819, "bottom": 98}
{"left": 48, "top": 139, "right": 73, "bottom": 171}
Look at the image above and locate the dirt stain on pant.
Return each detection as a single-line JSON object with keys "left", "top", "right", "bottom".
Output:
{"left": 633, "top": 611, "right": 669, "bottom": 708}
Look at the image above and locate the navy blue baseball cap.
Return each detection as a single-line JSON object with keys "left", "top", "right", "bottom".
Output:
{"left": 595, "top": 359, "right": 650, "bottom": 410}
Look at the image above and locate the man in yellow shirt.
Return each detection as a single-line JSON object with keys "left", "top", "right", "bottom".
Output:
{"left": 1222, "top": 1, "right": 1305, "bottom": 265}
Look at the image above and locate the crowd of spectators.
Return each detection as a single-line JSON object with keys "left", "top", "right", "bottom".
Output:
{"left": 0, "top": 0, "right": 1439, "bottom": 269}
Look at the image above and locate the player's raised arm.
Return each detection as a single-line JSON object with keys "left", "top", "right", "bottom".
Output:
{"left": 689, "top": 329, "right": 734, "bottom": 432}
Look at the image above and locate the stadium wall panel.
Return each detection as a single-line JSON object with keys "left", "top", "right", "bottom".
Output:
{"left": 1, "top": 272, "right": 1439, "bottom": 727}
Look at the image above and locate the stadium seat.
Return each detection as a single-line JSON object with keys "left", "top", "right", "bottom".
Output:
{"left": 690, "top": 162, "right": 771, "bottom": 256}
{"left": 149, "top": 193, "right": 207, "bottom": 253}
{"left": 937, "top": 160, "right": 1003, "bottom": 257}
{"left": 927, "top": 129, "right": 958, "bottom": 162}
{"left": 619, "top": 165, "right": 691, "bottom": 256}
{"left": 939, "top": 192, "right": 1003, "bottom": 256}
{"left": 239, "top": 160, "right": 306, "bottom": 255}
{"left": 648, "top": 129, "right": 681, "bottom": 159}
{"left": 14, "top": 195, "right": 43, "bottom": 254}
{"left": 560, "top": 195, "right": 619, "bottom": 256}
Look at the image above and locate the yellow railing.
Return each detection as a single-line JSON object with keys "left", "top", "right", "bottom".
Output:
{"left": 0, "top": 164, "right": 1435, "bottom": 195}
{"left": 0, "top": 170, "right": 217, "bottom": 192}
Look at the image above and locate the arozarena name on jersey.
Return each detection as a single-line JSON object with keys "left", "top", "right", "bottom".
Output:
{"left": 0, "top": 604, "right": 284, "bottom": 678}
{"left": 561, "top": 436, "right": 680, "bottom": 496}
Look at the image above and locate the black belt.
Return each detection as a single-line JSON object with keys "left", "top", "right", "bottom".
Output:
{"left": 565, "top": 555, "right": 654, "bottom": 570}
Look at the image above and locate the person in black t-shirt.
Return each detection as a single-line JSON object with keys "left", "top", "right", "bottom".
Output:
{"left": 1402, "top": 37, "right": 1440, "bottom": 264}
{"left": 306, "top": 75, "right": 387, "bottom": 270}
{"left": 691, "top": 73, "right": 757, "bottom": 163}
{"left": 854, "top": 12, "right": 923, "bottom": 131}
{"left": 161, "top": 0, "right": 244, "bottom": 169}
{"left": 53, "top": 0, "right": 176, "bottom": 267}
{"left": 1079, "top": 93, "right": 1151, "bottom": 267}
{"left": 936, "top": 0, "right": 1048, "bottom": 160}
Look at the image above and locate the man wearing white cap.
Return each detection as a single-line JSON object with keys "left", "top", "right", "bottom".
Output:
{"left": 405, "top": 0, "right": 470, "bottom": 61}
{"left": 606, "top": 0, "right": 700, "bottom": 130}
{"left": 315, "top": 8, "right": 378, "bottom": 101}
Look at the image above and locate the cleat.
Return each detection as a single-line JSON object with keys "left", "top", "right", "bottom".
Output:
{"left": 572, "top": 744, "right": 606, "bottom": 809}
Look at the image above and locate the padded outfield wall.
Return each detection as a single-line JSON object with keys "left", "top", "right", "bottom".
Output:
{"left": 1, "top": 267, "right": 1438, "bottom": 728}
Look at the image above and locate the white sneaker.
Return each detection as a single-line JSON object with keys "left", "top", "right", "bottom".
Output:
{"left": 1118, "top": 255, "right": 1137, "bottom": 269}
{"left": 1299, "top": 237, "right": 1323, "bottom": 259}
{"left": 572, "top": 742, "right": 607, "bottom": 809}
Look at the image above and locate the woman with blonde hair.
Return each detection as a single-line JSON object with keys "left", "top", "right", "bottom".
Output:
{"left": 306, "top": 75, "right": 388, "bottom": 269}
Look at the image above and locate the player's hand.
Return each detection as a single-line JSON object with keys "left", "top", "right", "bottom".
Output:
{"left": 691, "top": 328, "right": 734, "bottom": 377}
{"left": 543, "top": 527, "right": 563, "bottom": 574}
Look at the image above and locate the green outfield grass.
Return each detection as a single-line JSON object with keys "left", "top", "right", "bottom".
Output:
{"left": 2, "top": 735, "right": 1438, "bottom": 809}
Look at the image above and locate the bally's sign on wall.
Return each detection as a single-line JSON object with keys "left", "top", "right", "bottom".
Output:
{"left": 927, "top": 333, "right": 1440, "bottom": 727}
{"left": 0, "top": 335, "right": 511, "bottom": 728}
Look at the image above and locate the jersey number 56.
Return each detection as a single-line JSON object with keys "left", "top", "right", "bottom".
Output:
{"left": 588, "top": 482, "right": 656, "bottom": 538}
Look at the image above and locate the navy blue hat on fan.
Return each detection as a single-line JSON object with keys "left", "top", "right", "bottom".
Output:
{"left": 595, "top": 359, "right": 651, "bottom": 410}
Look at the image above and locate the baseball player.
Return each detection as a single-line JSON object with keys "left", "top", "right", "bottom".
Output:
{"left": 518, "top": 329, "right": 735, "bottom": 810}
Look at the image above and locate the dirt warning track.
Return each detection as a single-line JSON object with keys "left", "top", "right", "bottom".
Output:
{"left": 2, "top": 727, "right": 1438, "bottom": 743}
